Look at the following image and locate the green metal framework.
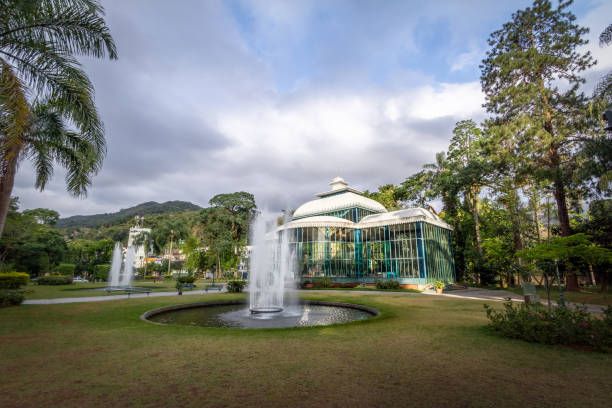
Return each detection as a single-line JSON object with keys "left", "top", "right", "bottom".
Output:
{"left": 288, "top": 218, "right": 455, "bottom": 284}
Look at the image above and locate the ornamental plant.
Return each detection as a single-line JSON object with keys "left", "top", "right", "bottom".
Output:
{"left": 484, "top": 299, "right": 612, "bottom": 353}
{"left": 433, "top": 281, "right": 445, "bottom": 290}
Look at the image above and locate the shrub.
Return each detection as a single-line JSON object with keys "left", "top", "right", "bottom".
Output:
{"left": 376, "top": 280, "right": 401, "bottom": 290}
{"left": 484, "top": 299, "right": 612, "bottom": 353}
{"left": 227, "top": 280, "right": 246, "bottom": 293}
{"left": 145, "top": 275, "right": 155, "bottom": 280}
{"left": 37, "top": 275, "right": 73, "bottom": 285}
{"left": 177, "top": 275, "right": 195, "bottom": 284}
{"left": 312, "top": 276, "right": 332, "bottom": 288}
{"left": 0, "top": 291, "right": 24, "bottom": 307}
{"left": 163, "top": 274, "right": 173, "bottom": 280}
{"left": 94, "top": 264, "right": 110, "bottom": 281}
{"left": 0, "top": 272, "right": 30, "bottom": 289}
{"left": 56, "top": 263, "right": 76, "bottom": 275}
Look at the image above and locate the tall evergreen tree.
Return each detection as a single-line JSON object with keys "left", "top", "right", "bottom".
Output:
{"left": 480, "top": 0, "right": 594, "bottom": 238}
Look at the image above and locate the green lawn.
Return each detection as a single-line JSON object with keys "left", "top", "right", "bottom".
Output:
{"left": 0, "top": 293, "right": 609, "bottom": 408}
{"left": 22, "top": 279, "right": 217, "bottom": 300}
{"left": 502, "top": 285, "right": 611, "bottom": 306}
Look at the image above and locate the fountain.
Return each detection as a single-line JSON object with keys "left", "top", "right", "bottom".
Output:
{"left": 142, "top": 211, "right": 379, "bottom": 328}
{"left": 248, "top": 212, "right": 295, "bottom": 313}
{"left": 108, "top": 242, "right": 122, "bottom": 287}
{"left": 107, "top": 242, "right": 135, "bottom": 289}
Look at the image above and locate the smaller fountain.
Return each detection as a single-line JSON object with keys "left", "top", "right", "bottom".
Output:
{"left": 107, "top": 242, "right": 135, "bottom": 289}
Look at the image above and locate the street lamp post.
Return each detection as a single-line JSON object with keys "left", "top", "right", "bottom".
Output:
{"left": 167, "top": 230, "right": 174, "bottom": 278}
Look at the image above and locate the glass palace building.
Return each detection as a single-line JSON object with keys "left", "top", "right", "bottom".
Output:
{"left": 280, "top": 177, "right": 456, "bottom": 289}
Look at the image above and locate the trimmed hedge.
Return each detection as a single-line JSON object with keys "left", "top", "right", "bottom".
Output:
{"left": 0, "top": 272, "right": 29, "bottom": 289}
{"left": 37, "top": 275, "right": 73, "bottom": 285}
{"left": 376, "top": 280, "right": 401, "bottom": 290}
{"left": 56, "top": 263, "right": 76, "bottom": 275}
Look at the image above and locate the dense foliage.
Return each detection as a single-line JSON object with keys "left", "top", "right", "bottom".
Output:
{"left": 484, "top": 300, "right": 612, "bottom": 352}
{"left": 366, "top": 1, "right": 611, "bottom": 293}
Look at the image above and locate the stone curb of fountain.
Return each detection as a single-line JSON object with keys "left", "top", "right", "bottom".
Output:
{"left": 140, "top": 299, "right": 381, "bottom": 326}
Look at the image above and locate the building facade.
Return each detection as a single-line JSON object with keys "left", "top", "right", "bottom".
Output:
{"left": 280, "top": 177, "right": 455, "bottom": 289}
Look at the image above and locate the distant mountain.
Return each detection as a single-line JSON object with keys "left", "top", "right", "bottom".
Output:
{"left": 56, "top": 201, "right": 202, "bottom": 229}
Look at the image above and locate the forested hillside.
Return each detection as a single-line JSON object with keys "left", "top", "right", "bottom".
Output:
{"left": 56, "top": 201, "right": 202, "bottom": 229}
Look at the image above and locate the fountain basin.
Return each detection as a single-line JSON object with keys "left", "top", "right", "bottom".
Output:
{"left": 141, "top": 300, "right": 379, "bottom": 329}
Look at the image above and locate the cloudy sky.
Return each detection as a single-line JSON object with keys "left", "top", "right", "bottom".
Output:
{"left": 13, "top": 0, "right": 612, "bottom": 217}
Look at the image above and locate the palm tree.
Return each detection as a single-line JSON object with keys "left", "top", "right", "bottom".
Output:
{"left": 0, "top": 0, "right": 117, "bottom": 237}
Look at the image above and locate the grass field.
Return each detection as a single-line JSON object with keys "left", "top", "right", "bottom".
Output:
{"left": 502, "top": 285, "right": 611, "bottom": 306}
{"left": 22, "top": 279, "right": 218, "bottom": 300}
{"left": 1, "top": 292, "right": 610, "bottom": 408}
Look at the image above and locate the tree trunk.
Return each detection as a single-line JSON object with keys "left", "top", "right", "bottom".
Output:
{"left": 471, "top": 187, "right": 483, "bottom": 256}
{"left": 0, "top": 152, "right": 19, "bottom": 238}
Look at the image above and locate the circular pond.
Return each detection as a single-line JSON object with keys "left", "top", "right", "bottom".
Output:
{"left": 142, "top": 300, "right": 378, "bottom": 329}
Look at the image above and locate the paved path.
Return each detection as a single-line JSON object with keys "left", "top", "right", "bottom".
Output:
{"left": 303, "top": 287, "right": 607, "bottom": 314}
{"left": 23, "top": 288, "right": 226, "bottom": 305}
{"left": 23, "top": 286, "right": 606, "bottom": 314}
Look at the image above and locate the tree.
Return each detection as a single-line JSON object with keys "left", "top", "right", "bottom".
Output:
{"left": 0, "top": 0, "right": 117, "bottom": 238}
{"left": 363, "top": 184, "right": 402, "bottom": 210}
{"left": 480, "top": 0, "right": 595, "bottom": 239}
{"left": 22, "top": 208, "right": 59, "bottom": 226}
{"left": 208, "top": 192, "right": 257, "bottom": 243}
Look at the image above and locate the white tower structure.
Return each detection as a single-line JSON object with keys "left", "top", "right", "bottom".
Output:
{"left": 127, "top": 216, "right": 152, "bottom": 268}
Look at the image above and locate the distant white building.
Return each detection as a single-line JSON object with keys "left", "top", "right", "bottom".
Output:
{"left": 127, "top": 216, "right": 152, "bottom": 268}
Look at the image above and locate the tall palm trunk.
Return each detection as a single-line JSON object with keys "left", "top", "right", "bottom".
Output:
{"left": 0, "top": 151, "right": 19, "bottom": 237}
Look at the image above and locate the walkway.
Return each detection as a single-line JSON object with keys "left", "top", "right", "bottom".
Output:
{"left": 23, "top": 288, "right": 226, "bottom": 305}
{"left": 23, "top": 286, "right": 606, "bottom": 314}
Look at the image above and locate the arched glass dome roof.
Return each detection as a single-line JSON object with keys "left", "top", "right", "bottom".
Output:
{"left": 292, "top": 177, "right": 387, "bottom": 219}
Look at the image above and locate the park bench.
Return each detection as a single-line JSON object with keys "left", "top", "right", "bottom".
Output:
{"left": 205, "top": 284, "right": 222, "bottom": 292}
{"left": 182, "top": 283, "right": 196, "bottom": 290}
{"left": 105, "top": 287, "right": 152, "bottom": 297}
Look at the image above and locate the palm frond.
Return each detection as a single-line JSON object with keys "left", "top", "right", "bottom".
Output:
{"left": 600, "top": 24, "right": 612, "bottom": 47}
{"left": 0, "top": 62, "right": 29, "bottom": 159}
{"left": 0, "top": 0, "right": 117, "bottom": 60}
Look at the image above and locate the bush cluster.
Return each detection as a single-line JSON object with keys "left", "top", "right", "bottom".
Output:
{"left": 0, "top": 272, "right": 30, "bottom": 289}
{"left": 0, "top": 291, "right": 24, "bottom": 306}
{"left": 226, "top": 280, "right": 246, "bottom": 293}
{"left": 37, "top": 275, "right": 73, "bottom": 285}
{"left": 375, "top": 280, "right": 401, "bottom": 290}
{"left": 484, "top": 300, "right": 612, "bottom": 353}
{"left": 311, "top": 277, "right": 332, "bottom": 288}
{"left": 55, "top": 263, "right": 76, "bottom": 275}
